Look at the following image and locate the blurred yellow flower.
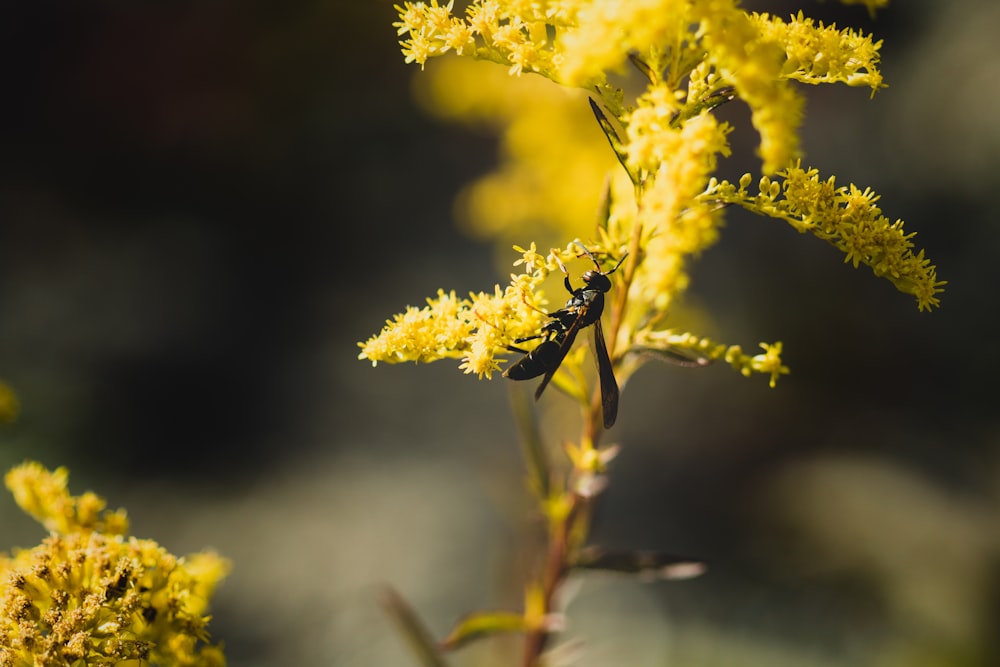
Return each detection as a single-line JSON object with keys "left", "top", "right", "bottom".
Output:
{"left": 413, "top": 57, "right": 622, "bottom": 248}
{"left": 0, "top": 382, "right": 18, "bottom": 424}
{"left": 1, "top": 462, "right": 229, "bottom": 667}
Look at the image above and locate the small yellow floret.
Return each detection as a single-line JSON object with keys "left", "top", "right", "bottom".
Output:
{"left": 750, "top": 342, "right": 790, "bottom": 388}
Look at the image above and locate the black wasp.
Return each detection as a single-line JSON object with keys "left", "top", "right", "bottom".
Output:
{"left": 503, "top": 243, "right": 626, "bottom": 429}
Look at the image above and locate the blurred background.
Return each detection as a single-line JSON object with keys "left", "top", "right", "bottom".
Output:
{"left": 1, "top": 0, "right": 999, "bottom": 665}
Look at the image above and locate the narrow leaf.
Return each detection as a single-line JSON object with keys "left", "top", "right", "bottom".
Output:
{"left": 378, "top": 586, "right": 451, "bottom": 667}
{"left": 631, "top": 346, "right": 714, "bottom": 368}
{"left": 627, "top": 52, "right": 656, "bottom": 83}
{"left": 508, "top": 382, "right": 551, "bottom": 501}
{"left": 574, "top": 545, "right": 707, "bottom": 582}
{"left": 677, "top": 86, "right": 736, "bottom": 126}
{"left": 588, "top": 98, "right": 640, "bottom": 186}
{"left": 595, "top": 174, "right": 612, "bottom": 233}
{"left": 441, "top": 610, "right": 528, "bottom": 651}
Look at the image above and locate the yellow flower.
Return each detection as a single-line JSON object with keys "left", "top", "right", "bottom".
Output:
{"left": 1, "top": 462, "right": 229, "bottom": 667}
{"left": 749, "top": 342, "right": 790, "bottom": 388}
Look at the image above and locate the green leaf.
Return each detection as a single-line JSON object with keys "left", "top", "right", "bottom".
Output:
{"left": 441, "top": 610, "right": 528, "bottom": 651}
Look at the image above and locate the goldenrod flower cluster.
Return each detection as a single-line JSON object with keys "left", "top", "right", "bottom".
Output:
{"left": 750, "top": 12, "right": 884, "bottom": 92}
{"left": 1, "top": 462, "right": 229, "bottom": 667}
{"left": 394, "top": 1, "right": 885, "bottom": 173}
{"left": 369, "top": 0, "right": 941, "bottom": 412}
{"left": 706, "top": 165, "right": 945, "bottom": 310}
{"left": 360, "top": 244, "right": 559, "bottom": 379}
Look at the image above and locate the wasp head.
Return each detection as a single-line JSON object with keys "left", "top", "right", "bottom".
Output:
{"left": 582, "top": 270, "right": 612, "bottom": 292}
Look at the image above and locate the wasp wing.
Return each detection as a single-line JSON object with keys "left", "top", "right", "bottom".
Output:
{"left": 593, "top": 319, "right": 619, "bottom": 429}
{"left": 533, "top": 320, "right": 582, "bottom": 400}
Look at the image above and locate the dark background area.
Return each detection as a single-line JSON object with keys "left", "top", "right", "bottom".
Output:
{"left": 1, "top": 1, "right": 998, "bottom": 665}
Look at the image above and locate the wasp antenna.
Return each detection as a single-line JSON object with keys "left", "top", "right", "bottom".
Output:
{"left": 572, "top": 240, "right": 601, "bottom": 266}
{"left": 472, "top": 308, "right": 495, "bottom": 328}
{"left": 552, "top": 252, "right": 570, "bottom": 276}
{"left": 519, "top": 291, "right": 550, "bottom": 318}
